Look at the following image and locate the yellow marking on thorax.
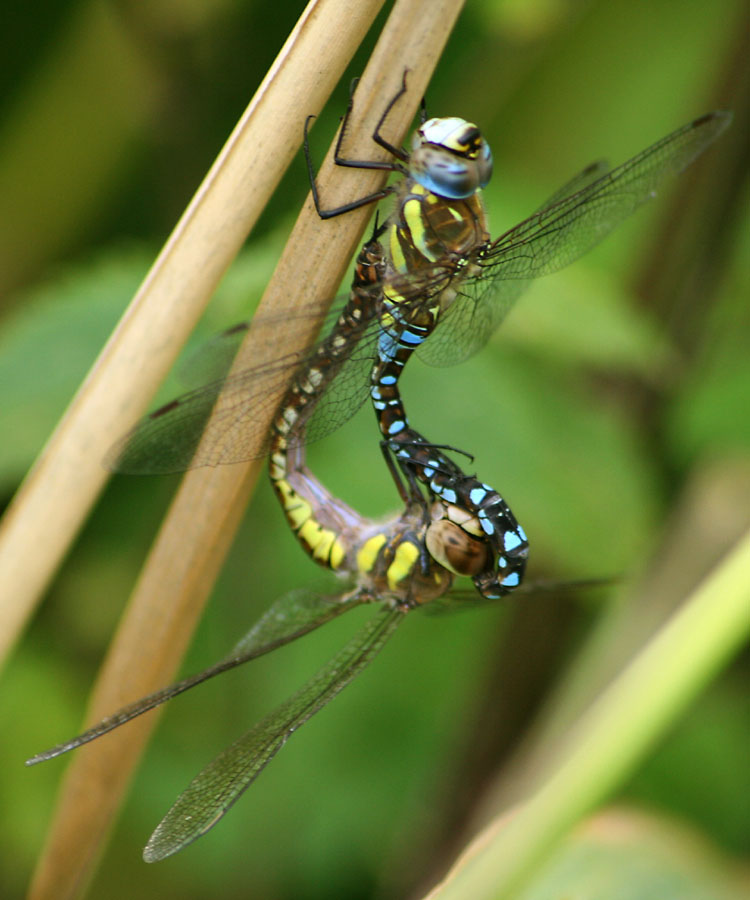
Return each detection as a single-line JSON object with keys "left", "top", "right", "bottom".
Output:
{"left": 403, "top": 196, "right": 437, "bottom": 262}
{"left": 356, "top": 533, "right": 387, "bottom": 575}
{"left": 387, "top": 540, "right": 420, "bottom": 591}
{"left": 389, "top": 224, "right": 406, "bottom": 272}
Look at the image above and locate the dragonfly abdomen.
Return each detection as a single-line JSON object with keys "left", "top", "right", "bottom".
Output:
{"left": 370, "top": 226, "right": 529, "bottom": 598}
{"left": 268, "top": 235, "right": 387, "bottom": 571}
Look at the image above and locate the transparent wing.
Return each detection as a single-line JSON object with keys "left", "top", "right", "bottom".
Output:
{"left": 108, "top": 293, "right": 386, "bottom": 475}
{"left": 417, "top": 158, "right": 609, "bottom": 367}
{"left": 418, "top": 111, "right": 731, "bottom": 366}
{"left": 143, "top": 606, "right": 403, "bottom": 862}
{"left": 420, "top": 575, "right": 616, "bottom": 615}
{"left": 176, "top": 300, "right": 349, "bottom": 390}
{"left": 25, "top": 587, "right": 369, "bottom": 765}
{"left": 108, "top": 114, "right": 729, "bottom": 474}
{"left": 303, "top": 325, "right": 381, "bottom": 442}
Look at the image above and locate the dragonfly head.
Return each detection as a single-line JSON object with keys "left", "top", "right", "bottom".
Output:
{"left": 425, "top": 510, "right": 487, "bottom": 575}
{"left": 426, "top": 490, "right": 529, "bottom": 600}
{"left": 425, "top": 501, "right": 490, "bottom": 577}
{"left": 410, "top": 117, "right": 493, "bottom": 199}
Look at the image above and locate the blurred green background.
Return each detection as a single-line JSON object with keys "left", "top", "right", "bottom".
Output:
{"left": 1, "top": 1, "right": 748, "bottom": 898}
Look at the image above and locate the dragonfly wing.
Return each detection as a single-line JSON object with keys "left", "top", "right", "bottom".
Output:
{"left": 107, "top": 352, "right": 304, "bottom": 473}
{"left": 303, "top": 321, "right": 382, "bottom": 442}
{"left": 421, "top": 576, "right": 615, "bottom": 615}
{"left": 415, "top": 159, "right": 611, "bottom": 367}
{"left": 109, "top": 293, "right": 381, "bottom": 474}
{"left": 415, "top": 278, "right": 529, "bottom": 367}
{"left": 26, "top": 588, "right": 368, "bottom": 765}
{"left": 176, "top": 296, "right": 351, "bottom": 390}
{"left": 482, "top": 111, "right": 731, "bottom": 279}
{"left": 228, "top": 586, "right": 368, "bottom": 656}
{"left": 143, "top": 606, "right": 404, "bottom": 862}
{"left": 534, "top": 159, "right": 611, "bottom": 210}
{"left": 417, "top": 111, "right": 730, "bottom": 367}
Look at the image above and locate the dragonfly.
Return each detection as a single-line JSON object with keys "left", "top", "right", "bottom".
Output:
{"left": 302, "top": 76, "right": 732, "bottom": 512}
{"left": 266, "top": 78, "right": 729, "bottom": 594}
{"left": 27, "top": 223, "right": 537, "bottom": 861}
{"left": 27, "top": 84, "right": 727, "bottom": 860}
{"left": 108, "top": 83, "right": 728, "bottom": 593}
{"left": 106, "top": 79, "right": 731, "bottom": 485}
{"left": 263, "top": 211, "right": 530, "bottom": 594}
{"left": 26, "top": 497, "right": 585, "bottom": 862}
{"left": 25, "top": 491, "right": 454, "bottom": 860}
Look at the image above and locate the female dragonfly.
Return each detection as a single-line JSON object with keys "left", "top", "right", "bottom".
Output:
{"left": 27, "top": 224, "right": 532, "bottom": 861}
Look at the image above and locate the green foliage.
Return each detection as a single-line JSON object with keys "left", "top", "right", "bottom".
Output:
{"left": 0, "top": 250, "right": 147, "bottom": 481}
{"left": 515, "top": 808, "right": 747, "bottom": 900}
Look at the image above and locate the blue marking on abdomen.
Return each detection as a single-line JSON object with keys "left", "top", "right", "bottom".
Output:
{"left": 504, "top": 531, "right": 523, "bottom": 552}
{"left": 399, "top": 329, "right": 424, "bottom": 346}
{"left": 470, "top": 487, "right": 487, "bottom": 506}
{"left": 378, "top": 331, "right": 398, "bottom": 362}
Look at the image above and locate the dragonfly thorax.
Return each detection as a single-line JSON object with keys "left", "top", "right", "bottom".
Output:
{"left": 410, "top": 116, "right": 493, "bottom": 199}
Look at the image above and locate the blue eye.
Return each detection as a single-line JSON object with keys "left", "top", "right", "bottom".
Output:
{"left": 410, "top": 117, "right": 493, "bottom": 199}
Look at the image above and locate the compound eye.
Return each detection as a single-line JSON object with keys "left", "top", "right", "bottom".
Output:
{"left": 410, "top": 117, "right": 493, "bottom": 199}
{"left": 426, "top": 519, "right": 488, "bottom": 577}
{"left": 409, "top": 146, "right": 476, "bottom": 198}
{"left": 476, "top": 141, "right": 493, "bottom": 189}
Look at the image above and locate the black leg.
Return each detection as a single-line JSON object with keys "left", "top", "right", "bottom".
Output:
{"left": 304, "top": 116, "right": 398, "bottom": 219}
{"left": 392, "top": 436, "right": 475, "bottom": 468}
{"left": 304, "top": 71, "right": 414, "bottom": 220}
{"left": 371, "top": 69, "right": 412, "bottom": 160}
{"left": 379, "top": 440, "right": 414, "bottom": 505}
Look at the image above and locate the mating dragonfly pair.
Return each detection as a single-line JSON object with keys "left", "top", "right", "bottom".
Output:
{"left": 27, "top": 74, "right": 731, "bottom": 861}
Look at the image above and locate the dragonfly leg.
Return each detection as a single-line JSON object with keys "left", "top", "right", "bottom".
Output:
{"left": 304, "top": 71, "right": 412, "bottom": 220}
{"left": 412, "top": 440, "right": 475, "bottom": 465}
{"left": 304, "top": 116, "right": 398, "bottom": 219}
{"left": 388, "top": 434, "right": 476, "bottom": 481}
{"left": 371, "top": 69, "right": 412, "bottom": 160}
{"left": 379, "top": 439, "right": 421, "bottom": 505}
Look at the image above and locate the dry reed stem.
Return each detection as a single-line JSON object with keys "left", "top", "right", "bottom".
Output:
{"left": 28, "top": 0, "right": 466, "bottom": 896}
{"left": 0, "top": 0, "right": 383, "bottom": 667}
